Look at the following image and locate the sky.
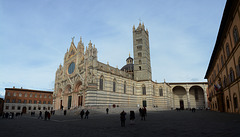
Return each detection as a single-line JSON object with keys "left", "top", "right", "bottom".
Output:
{"left": 0, "top": 0, "right": 226, "bottom": 98}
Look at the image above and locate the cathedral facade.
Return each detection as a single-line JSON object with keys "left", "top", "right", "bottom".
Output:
{"left": 53, "top": 23, "right": 208, "bottom": 111}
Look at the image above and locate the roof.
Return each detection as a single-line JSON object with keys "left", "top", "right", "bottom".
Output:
{"left": 5, "top": 88, "right": 53, "bottom": 94}
{"left": 121, "top": 64, "right": 134, "bottom": 72}
{"left": 126, "top": 56, "right": 133, "bottom": 61}
{"left": 205, "top": 0, "right": 237, "bottom": 79}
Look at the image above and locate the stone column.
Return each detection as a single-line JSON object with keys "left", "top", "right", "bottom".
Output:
{"left": 203, "top": 89, "right": 208, "bottom": 108}
{"left": 186, "top": 88, "right": 190, "bottom": 109}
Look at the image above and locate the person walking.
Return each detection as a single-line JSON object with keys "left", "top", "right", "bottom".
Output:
{"left": 80, "top": 110, "right": 84, "bottom": 119}
{"left": 106, "top": 108, "right": 109, "bottom": 114}
{"left": 120, "top": 110, "right": 126, "bottom": 127}
{"left": 44, "top": 111, "right": 48, "bottom": 120}
{"left": 141, "top": 107, "right": 147, "bottom": 121}
{"left": 47, "top": 111, "right": 51, "bottom": 120}
{"left": 139, "top": 108, "right": 142, "bottom": 116}
{"left": 38, "top": 111, "right": 43, "bottom": 119}
{"left": 85, "top": 110, "right": 90, "bottom": 119}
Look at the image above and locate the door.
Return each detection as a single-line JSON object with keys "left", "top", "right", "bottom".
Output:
{"left": 180, "top": 100, "right": 184, "bottom": 110}
{"left": 78, "top": 96, "right": 83, "bottom": 107}
{"left": 142, "top": 100, "right": 147, "bottom": 107}
{"left": 60, "top": 100, "right": 63, "bottom": 110}
{"left": 68, "top": 96, "right": 72, "bottom": 109}
{"left": 22, "top": 107, "right": 27, "bottom": 114}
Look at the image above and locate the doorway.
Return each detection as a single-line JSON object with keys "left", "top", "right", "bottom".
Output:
{"left": 142, "top": 100, "right": 147, "bottom": 107}
{"left": 180, "top": 100, "right": 184, "bottom": 110}
{"left": 68, "top": 96, "right": 72, "bottom": 109}
{"left": 60, "top": 100, "right": 63, "bottom": 110}
{"left": 22, "top": 107, "right": 27, "bottom": 114}
{"left": 78, "top": 96, "right": 83, "bottom": 107}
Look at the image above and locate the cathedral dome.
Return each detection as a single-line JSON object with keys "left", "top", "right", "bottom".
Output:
{"left": 121, "top": 55, "right": 134, "bottom": 72}
{"left": 121, "top": 64, "right": 134, "bottom": 72}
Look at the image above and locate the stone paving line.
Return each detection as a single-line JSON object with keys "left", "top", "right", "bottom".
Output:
{"left": 1, "top": 110, "right": 240, "bottom": 137}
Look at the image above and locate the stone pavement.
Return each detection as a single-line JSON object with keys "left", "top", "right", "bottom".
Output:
{"left": 1, "top": 110, "right": 240, "bottom": 137}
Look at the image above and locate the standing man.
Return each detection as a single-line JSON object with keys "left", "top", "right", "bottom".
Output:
{"left": 120, "top": 110, "right": 126, "bottom": 127}
{"left": 106, "top": 108, "right": 109, "bottom": 114}
{"left": 85, "top": 110, "right": 90, "bottom": 119}
{"left": 80, "top": 110, "right": 84, "bottom": 119}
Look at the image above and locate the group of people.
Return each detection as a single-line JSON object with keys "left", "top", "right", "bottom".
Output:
{"left": 120, "top": 108, "right": 146, "bottom": 127}
{"left": 139, "top": 107, "right": 147, "bottom": 120}
{"left": 80, "top": 110, "right": 90, "bottom": 119}
{"left": 2, "top": 112, "right": 23, "bottom": 119}
{"left": 38, "top": 111, "right": 51, "bottom": 120}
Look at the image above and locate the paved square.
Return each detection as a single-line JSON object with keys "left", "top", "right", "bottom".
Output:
{"left": 1, "top": 110, "right": 240, "bottom": 137}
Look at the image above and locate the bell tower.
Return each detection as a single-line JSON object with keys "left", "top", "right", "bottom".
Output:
{"left": 133, "top": 22, "right": 152, "bottom": 81}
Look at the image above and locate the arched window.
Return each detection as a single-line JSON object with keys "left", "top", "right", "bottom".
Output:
{"left": 99, "top": 76, "right": 104, "bottom": 90}
{"left": 226, "top": 96, "right": 230, "bottom": 109}
{"left": 233, "top": 26, "right": 239, "bottom": 45}
{"left": 153, "top": 85, "right": 155, "bottom": 96}
{"left": 24, "top": 93, "right": 27, "bottom": 97}
{"left": 19, "top": 93, "right": 22, "bottom": 97}
{"left": 237, "top": 57, "right": 240, "bottom": 77}
{"left": 159, "top": 87, "right": 163, "bottom": 96}
{"left": 139, "top": 60, "right": 142, "bottom": 64}
{"left": 226, "top": 44, "right": 230, "bottom": 57}
{"left": 223, "top": 75, "right": 227, "bottom": 87}
{"left": 133, "top": 84, "right": 135, "bottom": 95}
{"left": 113, "top": 79, "right": 116, "bottom": 92}
{"left": 138, "top": 52, "right": 142, "bottom": 57}
{"left": 230, "top": 68, "right": 235, "bottom": 83}
{"left": 142, "top": 84, "right": 146, "bottom": 95}
{"left": 124, "top": 81, "right": 126, "bottom": 94}
{"left": 233, "top": 93, "right": 238, "bottom": 109}
{"left": 221, "top": 55, "right": 224, "bottom": 67}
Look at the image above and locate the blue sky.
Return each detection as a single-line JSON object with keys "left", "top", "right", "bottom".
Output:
{"left": 0, "top": 0, "right": 226, "bottom": 98}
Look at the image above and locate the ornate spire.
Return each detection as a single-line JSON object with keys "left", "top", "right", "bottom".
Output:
{"left": 88, "top": 40, "right": 92, "bottom": 48}
{"left": 71, "top": 36, "right": 75, "bottom": 43}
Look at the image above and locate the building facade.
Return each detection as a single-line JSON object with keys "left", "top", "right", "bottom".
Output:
{"left": 4, "top": 87, "right": 53, "bottom": 114}
{"left": 53, "top": 23, "right": 208, "bottom": 111}
{"left": 205, "top": 0, "right": 240, "bottom": 114}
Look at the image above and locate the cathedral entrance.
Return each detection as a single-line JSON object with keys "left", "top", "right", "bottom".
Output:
{"left": 180, "top": 100, "right": 184, "bottom": 110}
{"left": 142, "top": 100, "right": 147, "bottom": 107}
{"left": 68, "top": 96, "right": 72, "bottom": 109}
{"left": 60, "top": 100, "right": 63, "bottom": 110}
{"left": 78, "top": 96, "right": 83, "bottom": 106}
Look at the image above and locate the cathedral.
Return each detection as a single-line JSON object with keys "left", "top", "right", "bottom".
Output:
{"left": 53, "top": 23, "right": 208, "bottom": 111}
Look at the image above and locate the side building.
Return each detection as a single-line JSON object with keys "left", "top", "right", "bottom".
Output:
{"left": 205, "top": 0, "right": 240, "bottom": 113}
{"left": 4, "top": 87, "right": 53, "bottom": 114}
